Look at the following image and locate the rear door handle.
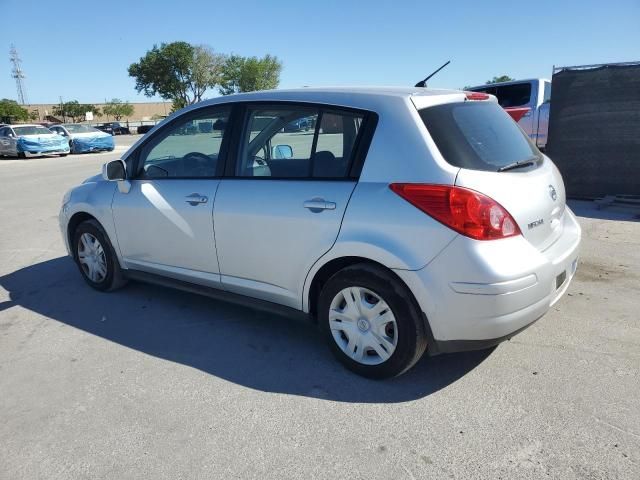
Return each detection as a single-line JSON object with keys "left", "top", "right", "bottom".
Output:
{"left": 185, "top": 193, "right": 208, "bottom": 206}
{"left": 303, "top": 198, "right": 336, "bottom": 212}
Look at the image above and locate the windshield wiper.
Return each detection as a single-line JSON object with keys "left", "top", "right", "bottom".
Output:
{"left": 498, "top": 159, "right": 536, "bottom": 172}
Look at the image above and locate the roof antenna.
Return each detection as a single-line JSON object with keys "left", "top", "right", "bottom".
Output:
{"left": 415, "top": 60, "right": 451, "bottom": 88}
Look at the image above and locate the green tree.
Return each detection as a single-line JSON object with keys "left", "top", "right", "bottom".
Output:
{"left": 486, "top": 75, "right": 515, "bottom": 84}
{"left": 103, "top": 98, "right": 134, "bottom": 121}
{"left": 219, "top": 54, "right": 282, "bottom": 95}
{"left": 0, "top": 98, "right": 29, "bottom": 122}
{"left": 53, "top": 101, "right": 100, "bottom": 122}
{"left": 128, "top": 42, "right": 225, "bottom": 110}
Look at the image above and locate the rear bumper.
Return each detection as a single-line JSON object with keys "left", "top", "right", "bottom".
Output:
{"left": 394, "top": 208, "right": 581, "bottom": 349}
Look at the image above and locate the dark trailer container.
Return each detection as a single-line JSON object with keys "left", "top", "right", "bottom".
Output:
{"left": 546, "top": 61, "right": 640, "bottom": 199}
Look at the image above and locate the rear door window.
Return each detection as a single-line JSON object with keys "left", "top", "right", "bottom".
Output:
{"left": 470, "top": 83, "right": 532, "bottom": 108}
{"left": 494, "top": 83, "right": 532, "bottom": 107}
{"left": 419, "top": 101, "right": 540, "bottom": 172}
{"left": 237, "top": 105, "right": 365, "bottom": 179}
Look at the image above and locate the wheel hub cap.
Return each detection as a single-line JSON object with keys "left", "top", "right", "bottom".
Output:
{"left": 357, "top": 318, "right": 370, "bottom": 332}
{"left": 328, "top": 286, "right": 398, "bottom": 366}
{"left": 77, "top": 232, "right": 107, "bottom": 283}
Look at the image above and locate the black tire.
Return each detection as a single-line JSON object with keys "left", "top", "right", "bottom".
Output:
{"left": 72, "top": 219, "right": 127, "bottom": 291}
{"left": 17, "top": 152, "right": 26, "bottom": 159}
{"left": 318, "top": 263, "right": 428, "bottom": 379}
{"left": 59, "top": 154, "right": 68, "bottom": 157}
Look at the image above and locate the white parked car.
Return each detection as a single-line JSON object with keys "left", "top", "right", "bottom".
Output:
{"left": 0, "top": 124, "right": 70, "bottom": 158}
{"left": 59, "top": 87, "right": 581, "bottom": 378}
{"left": 468, "top": 79, "right": 551, "bottom": 150}
{"left": 49, "top": 124, "right": 115, "bottom": 154}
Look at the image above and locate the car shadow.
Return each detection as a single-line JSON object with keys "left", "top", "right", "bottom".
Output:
{"left": 0, "top": 257, "right": 493, "bottom": 403}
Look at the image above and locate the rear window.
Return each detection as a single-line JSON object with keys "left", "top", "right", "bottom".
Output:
{"left": 419, "top": 101, "right": 540, "bottom": 172}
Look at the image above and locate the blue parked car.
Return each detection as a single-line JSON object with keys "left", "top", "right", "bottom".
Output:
{"left": 0, "top": 124, "right": 70, "bottom": 158}
{"left": 49, "top": 124, "right": 115, "bottom": 154}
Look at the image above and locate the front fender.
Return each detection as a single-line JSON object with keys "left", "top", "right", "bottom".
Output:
{"left": 61, "top": 180, "right": 122, "bottom": 265}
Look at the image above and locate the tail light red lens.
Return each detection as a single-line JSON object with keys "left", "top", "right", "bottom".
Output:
{"left": 389, "top": 184, "right": 521, "bottom": 240}
{"left": 464, "top": 91, "right": 490, "bottom": 101}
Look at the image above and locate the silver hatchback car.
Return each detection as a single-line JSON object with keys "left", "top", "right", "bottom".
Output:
{"left": 59, "top": 87, "right": 581, "bottom": 378}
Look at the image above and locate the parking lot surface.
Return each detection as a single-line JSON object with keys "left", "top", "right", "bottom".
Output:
{"left": 1, "top": 138, "right": 639, "bottom": 479}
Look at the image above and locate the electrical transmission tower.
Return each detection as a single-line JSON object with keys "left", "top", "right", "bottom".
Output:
{"left": 10, "top": 44, "right": 29, "bottom": 105}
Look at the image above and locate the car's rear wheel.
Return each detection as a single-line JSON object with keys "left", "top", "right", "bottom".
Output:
{"left": 318, "top": 263, "right": 428, "bottom": 379}
{"left": 73, "top": 219, "right": 126, "bottom": 291}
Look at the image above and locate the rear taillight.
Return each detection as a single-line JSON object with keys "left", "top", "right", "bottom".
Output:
{"left": 504, "top": 107, "right": 531, "bottom": 122}
{"left": 389, "top": 184, "right": 521, "bottom": 240}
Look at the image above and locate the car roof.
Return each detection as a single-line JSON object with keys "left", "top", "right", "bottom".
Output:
{"left": 210, "top": 86, "right": 460, "bottom": 101}
{"left": 7, "top": 124, "right": 45, "bottom": 128}
{"left": 469, "top": 78, "right": 551, "bottom": 89}
{"left": 179, "top": 86, "right": 465, "bottom": 115}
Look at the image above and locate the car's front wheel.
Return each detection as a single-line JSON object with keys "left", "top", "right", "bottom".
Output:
{"left": 318, "top": 263, "right": 428, "bottom": 379}
{"left": 73, "top": 219, "right": 126, "bottom": 291}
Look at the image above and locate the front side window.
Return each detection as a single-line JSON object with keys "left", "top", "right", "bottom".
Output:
{"left": 138, "top": 107, "right": 230, "bottom": 179}
{"left": 237, "top": 105, "right": 364, "bottom": 178}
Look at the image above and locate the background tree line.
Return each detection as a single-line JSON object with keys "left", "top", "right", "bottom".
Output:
{"left": 128, "top": 41, "right": 283, "bottom": 111}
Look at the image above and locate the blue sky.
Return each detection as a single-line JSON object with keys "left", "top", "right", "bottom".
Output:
{"left": 1, "top": 0, "right": 638, "bottom": 104}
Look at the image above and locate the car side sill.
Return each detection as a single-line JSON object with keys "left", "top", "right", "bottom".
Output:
{"left": 125, "top": 269, "right": 311, "bottom": 323}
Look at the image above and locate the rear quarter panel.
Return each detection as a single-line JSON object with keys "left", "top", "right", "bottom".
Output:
{"left": 302, "top": 96, "right": 460, "bottom": 311}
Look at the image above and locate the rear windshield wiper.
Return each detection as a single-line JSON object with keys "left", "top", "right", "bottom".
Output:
{"left": 497, "top": 159, "right": 536, "bottom": 172}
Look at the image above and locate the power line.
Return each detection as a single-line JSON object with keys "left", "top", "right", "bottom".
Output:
{"left": 10, "top": 44, "right": 29, "bottom": 105}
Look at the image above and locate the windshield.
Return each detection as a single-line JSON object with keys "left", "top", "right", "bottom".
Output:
{"left": 13, "top": 126, "right": 54, "bottom": 136}
{"left": 419, "top": 101, "right": 540, "bottom": 172}
{"left": 64, "top": 124, "right": 98, "bottom": 133}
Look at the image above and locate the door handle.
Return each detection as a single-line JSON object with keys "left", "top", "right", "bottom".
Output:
{"left": 185, "top": 193, "right": 208, "bottom": 206}
{"left": 303, "top": 198, "right": 336, "bottom": 212}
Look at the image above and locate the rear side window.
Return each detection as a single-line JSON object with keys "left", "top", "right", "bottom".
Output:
{"left": 470, "top": 83, "right": 532, "bottom": 108}
{"left": 237, "top": 105, "right": 365, "bottom": 179}
{"left": 543, "top": 81, "right": 551, "bottom": 103}
{"left": 419, "top": 102, "right": 540, "bottom": 172}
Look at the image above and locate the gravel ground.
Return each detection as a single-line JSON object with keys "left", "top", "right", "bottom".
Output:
{"left": 1, "top": 139, "right": 638, "bottom": 479}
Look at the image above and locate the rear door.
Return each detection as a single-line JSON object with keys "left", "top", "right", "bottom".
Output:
{"left": 419, "top": 99, "right": 566, "bottom": 252}
{"left": 0, "top": 128, "right": 9, "bottom": 154}
{"left": 213, "top": 103, "right": 372, "bottom": 308}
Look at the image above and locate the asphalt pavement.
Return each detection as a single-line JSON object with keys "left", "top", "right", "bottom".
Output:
{"left": 0, "top": 136, "right": 638, "bottom": 479}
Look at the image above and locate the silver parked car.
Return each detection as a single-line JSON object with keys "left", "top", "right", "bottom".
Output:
{"left": 0, "top": 124, "right": 70, "bottom": 158}
{"left": 59, "top": 87, "right": 581, "bottom": 378}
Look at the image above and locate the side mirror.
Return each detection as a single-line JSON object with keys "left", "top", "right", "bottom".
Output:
{"left": 102, "top": 159, "right": 126, "bottom": 181}
{"left": 271, "top": 144, "right": 293, "bottom": 159}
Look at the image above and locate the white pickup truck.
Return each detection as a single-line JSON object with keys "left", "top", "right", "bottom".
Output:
{"left": 468, "top": 78, "right": 551, "bottom": 150}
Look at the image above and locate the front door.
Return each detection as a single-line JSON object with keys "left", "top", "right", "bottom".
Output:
{"left": 112, "top": 106, "right": 232, "bottom": 286}
{"left": 214, "top": 104, "right": 369, "bottom": 308}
